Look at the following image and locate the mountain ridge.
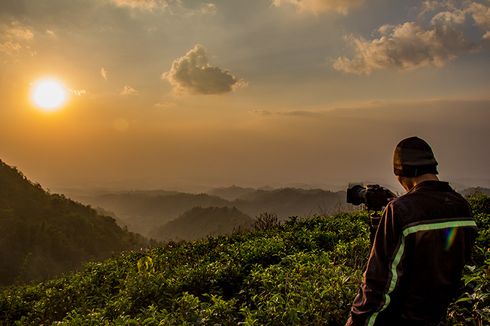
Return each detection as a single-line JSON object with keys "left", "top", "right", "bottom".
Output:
{"left": 73, "top": 187, "right": 351, "bottom": 237}
{"left": 150, "top": 206, "right": 254, "bottom": 241}
{"left": 0, "top": 159, "right": 147, "bottom": 286}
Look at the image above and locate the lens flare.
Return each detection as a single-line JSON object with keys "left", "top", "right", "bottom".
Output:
{"left": 444, "top": 227, "right": 458, "bottom": 250}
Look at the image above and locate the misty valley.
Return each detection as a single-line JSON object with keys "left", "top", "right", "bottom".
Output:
{"left": 72, "top": 186, "right": 352, "bottom": 241}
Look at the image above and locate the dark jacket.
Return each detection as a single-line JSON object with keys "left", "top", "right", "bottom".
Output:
{"left": 346, "top": 181, "right": 477, "bottom": 326}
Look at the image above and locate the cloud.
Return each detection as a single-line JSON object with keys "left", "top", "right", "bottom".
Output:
{"left": 249, "top": 109, "right": 272, "bottom": 116}
{"left": 278, "top": 110, "right": 321, "bottom": 117}
{"left": 466, "top": 2, "right": 490, "bottom": 35}
{"left": 333, "top": 1, "right": 489, "bottom": 74}
{"left": 418, "top": 0, "right": 454, "bottom": 17}
{"left": 3, "top": 22, "right": 33, "bottom": 40}
{"left": 71, "top": 89, "right": 87, "bottom": 96}
{"left": 0, "top": 41, "right": 22, "bottom": 56}
{"left": 101, "top": 67, "right": 108, "bottom": 80}
{"left": 162, "top": 44, "right": 245, "bottom": 95}
{"left": 120, "top": 85, "right": 139, "bottom": 95}
{"left": 154, "top": 101, "right": 177, "bottom": 109}
{"left": 249, "top": 109, "right": 322, "bottom": 117}
{"left": 0, "top": 21, "right": 35, "bottom": 59}
{"left": 109, "top": 0, "right": 216, "bottom": 15}
{"left": 272, "top": 0, "right": 364, "bottom": 15}
{"left": 110, "top": 0, "right": 169, "bottom": 11}
{"left": 45, "top": 30, "right": 57, "bottom": 38}
{"left": 333, "top": 23, "right": 468, "bottom": 74}
{"left": 200, "top": 3, "right": 217, "bottom": 15}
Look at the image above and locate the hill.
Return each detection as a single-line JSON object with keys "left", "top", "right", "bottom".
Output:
{"left": 74, "top": 187, "right": 350, "bottom": 237}
{"left": 461, "top": 187, "right": 490, "bottom": 197}
{"left": 73, "top": 192, "right": 230, "bottom": 236}
{"left": 208, "top": 185, "right": 256, "bottom": 201}
{"left": 1, "top": 193, "right": 487, "bottom": 325}
{"left": 234, "top": 188, "right": 348, "bottom": 218}
{"left": 150, "top": 206, "right": 254, "bottom": 241}
{"left": 0, "top": 160, "right": 146, "bottom": 286}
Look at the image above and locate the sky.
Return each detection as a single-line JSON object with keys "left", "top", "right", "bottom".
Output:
{"left": 0, "top": 0, "right": 489, "bottom": 193}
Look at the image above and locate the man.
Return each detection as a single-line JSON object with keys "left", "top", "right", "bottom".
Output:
{"left": 346, "top": 137, "right": 477, "bottom": 326}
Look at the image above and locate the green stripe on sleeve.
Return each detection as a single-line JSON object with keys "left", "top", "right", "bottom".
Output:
{"left": 367, "top": 237, "right": 405, "bottom": 326}
{"left": 365, "top": 218, "right": 476, "bottom": 326}
{"left": 402, "top": 220, "right": 477, "bottom": 237}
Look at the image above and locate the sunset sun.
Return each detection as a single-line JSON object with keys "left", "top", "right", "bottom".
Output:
{"left": 30, "top": 78, "right": 68, "bottom": 112}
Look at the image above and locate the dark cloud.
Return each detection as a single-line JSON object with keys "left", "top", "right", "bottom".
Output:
{"left": 162, "top": 44, "right": 245, "bottom": 95}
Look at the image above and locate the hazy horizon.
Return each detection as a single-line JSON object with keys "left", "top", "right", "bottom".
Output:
{"left": 1, "top": 0, "right": 489, "bottom": 195}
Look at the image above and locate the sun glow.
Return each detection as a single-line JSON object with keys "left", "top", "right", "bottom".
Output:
{"left": 30, "top": 78, "right": 68, "bottom": 112}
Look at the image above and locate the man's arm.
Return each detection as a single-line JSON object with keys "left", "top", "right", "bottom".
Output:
{"left": 346, "top": 202, "right": 404, "bottom": 326}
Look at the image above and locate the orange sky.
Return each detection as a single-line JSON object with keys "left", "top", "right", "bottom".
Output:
{"left": 0, "top": 0, "right": 489, "bottom": 192}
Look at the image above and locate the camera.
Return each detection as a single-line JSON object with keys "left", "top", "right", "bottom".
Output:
{"left": 347, "top": 184, "right": 396, "bottom": 244}
{"left": 347, "top": 184, "right": 396, "bottom": 212}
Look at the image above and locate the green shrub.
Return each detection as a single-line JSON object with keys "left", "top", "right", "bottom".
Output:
{"left": 0, "top": 197, "right": 488, "bottom": 325}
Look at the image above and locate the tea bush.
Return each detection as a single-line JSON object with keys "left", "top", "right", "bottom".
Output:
{"left": 0, "top": 195, "right": 488, "bottom": 325}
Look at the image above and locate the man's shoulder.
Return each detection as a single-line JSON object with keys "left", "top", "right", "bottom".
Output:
{"left": 389, "top": 181, "right": 466, "bottom": 206}
{"left": 383, "top": 182, "right": 473, "bottom": 227}
{"left": 386, "top": 192, "right": 415, "bottom": 211}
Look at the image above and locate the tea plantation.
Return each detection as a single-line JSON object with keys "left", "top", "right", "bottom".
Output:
{"left": 1, "top": 194, "right": 488, "bottom": 325}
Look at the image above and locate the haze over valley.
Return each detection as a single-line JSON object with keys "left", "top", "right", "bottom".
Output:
{"left": 71, "top": 186, "right": 351, "bottom": 238}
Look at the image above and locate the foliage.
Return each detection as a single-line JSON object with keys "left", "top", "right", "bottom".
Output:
{"left": 0, "top": 212, "right": 369, "bottom": 325}
{"left": 253, "top": 212, "right": 280, "bottom": 231}
{"left": 0, "top": 193, "right": 488, "bottom": 325}
{"left": 446, "top": 192, "right": 490, "bottom": 326}
{"left": 0, "top": 160, "right": 146, "bottom": 287}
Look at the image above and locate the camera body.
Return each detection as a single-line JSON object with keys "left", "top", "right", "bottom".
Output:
{"left": 347, "top": 184, "right": 396, "bottom": 244}
{"left": 347, "top": 184, "right": 396, "bottom": 212}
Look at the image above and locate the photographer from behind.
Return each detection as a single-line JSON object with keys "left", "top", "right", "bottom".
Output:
{"left": 345, "top": 137, "right": 477, "bottom": 326}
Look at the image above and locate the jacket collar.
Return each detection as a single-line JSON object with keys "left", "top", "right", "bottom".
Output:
{"left": 409, "top": 180, "right": 452, "bottom": 193}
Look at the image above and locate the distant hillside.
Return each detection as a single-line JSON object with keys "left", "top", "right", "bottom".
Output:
{"left": 234, "top": 188, "right": 349, "bottom": 219}
{"left": 76, "top": 188, "right": 351, "bottom": 237}
{"left": 0, "top": 160, "right": 146, "bottom": 286}
{"left": 76, "top": 192, "right": 230, "bottom": 236}
{"left": 461, "top": 187, "right": 490, "bottom": 196}
{"left": 150, "top": 206, "right": 253, "bottom": 241}
{"left": 208, "top": 185, "right": 256, "bottom": 201}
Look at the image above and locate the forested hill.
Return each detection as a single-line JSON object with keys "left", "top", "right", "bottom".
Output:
{"left": 150, "top": 206, "right": 254, "bottom": 241}
{"left": 1, "top": 193, "right": 487, "bottom": 325}
{"left": 0, "top": 160, "right": 146, "bottom": 286}
{"left": 77, "top": 192, "right": 231, "bottom": 236}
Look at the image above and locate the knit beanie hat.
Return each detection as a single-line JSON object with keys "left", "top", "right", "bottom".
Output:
{"left": 393, "top": 137, "right": 438, "bottom": 177}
